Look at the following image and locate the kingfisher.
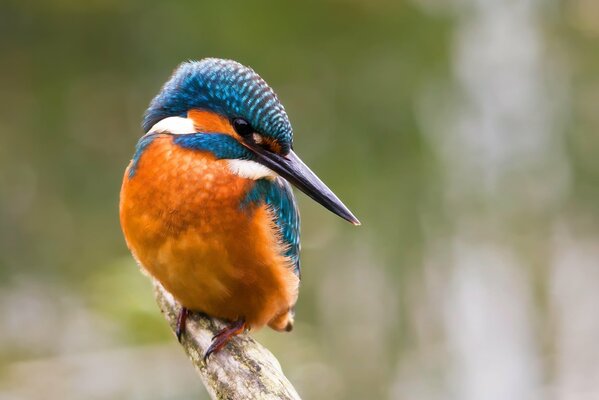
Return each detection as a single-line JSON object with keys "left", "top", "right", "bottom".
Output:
{"left": 119, "top": 58, "right": 359, "bottom": 359}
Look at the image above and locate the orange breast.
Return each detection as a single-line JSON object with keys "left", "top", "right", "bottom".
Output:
{"left": 119, "top": 135, "right": 299, "bottom": 329}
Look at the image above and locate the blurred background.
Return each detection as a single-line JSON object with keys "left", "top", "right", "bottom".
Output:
{"left": 1, "top": 0, "right": 598, "bottom": 399}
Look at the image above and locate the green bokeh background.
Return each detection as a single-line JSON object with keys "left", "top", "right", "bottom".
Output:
{"left": 1, "top": 1, "right": 598, "bottom": 399}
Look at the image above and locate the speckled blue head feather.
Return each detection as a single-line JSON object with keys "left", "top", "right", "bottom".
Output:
{"left": 143, "top": 58, "right": 293, "bottom": 152}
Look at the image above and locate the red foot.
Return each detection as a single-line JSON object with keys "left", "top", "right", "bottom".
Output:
{"left": 204, "top": 318, "right": 246, "bottom": 361}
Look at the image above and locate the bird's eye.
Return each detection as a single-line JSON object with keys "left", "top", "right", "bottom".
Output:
{"left": 232, "top": 118, "right": 253, "bottom": 138}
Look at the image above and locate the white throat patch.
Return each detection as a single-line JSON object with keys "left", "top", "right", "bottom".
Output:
{"left": 227, "top": 159, "right": 277, "bottom": 180}
{"left": 148, "top": 117, "right": 195, "bottom": 135}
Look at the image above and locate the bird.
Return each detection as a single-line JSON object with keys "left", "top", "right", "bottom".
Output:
{"left": 119, "top": 58, "right": 359, "bottom": 360}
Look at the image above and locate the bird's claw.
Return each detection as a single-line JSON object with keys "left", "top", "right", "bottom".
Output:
{"left": 203, "top": 318, "right": 245, "bottom": 362}
{"left": 176, "top": 307, "right": 189, "bottom": 342}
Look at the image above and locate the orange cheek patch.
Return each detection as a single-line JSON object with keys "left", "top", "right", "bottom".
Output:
{"left": 187, "top": 109, "right": 238, "bottom": 137}
{"left": 262, "top": 136, "right": 282, "bottom": 154}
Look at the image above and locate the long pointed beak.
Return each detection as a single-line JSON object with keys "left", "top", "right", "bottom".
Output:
{"left": 247, "top": 145, "right": 360, "bottom": 226}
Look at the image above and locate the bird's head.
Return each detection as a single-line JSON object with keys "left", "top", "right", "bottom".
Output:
{"left": 142, "top": 58, "right": 359, "bottom": 225}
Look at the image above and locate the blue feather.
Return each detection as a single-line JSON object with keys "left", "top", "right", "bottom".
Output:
{"left": 173, "top": 133, "right": 254, "bottom": 160}
{"left": 243, "top": 178, "right": 301, "bottom": 277}
{"left": 128, "top": 134, "right": 157, "bottom": 178}
{"left": 143, "top": 59, "right": 293, "bottom": 152}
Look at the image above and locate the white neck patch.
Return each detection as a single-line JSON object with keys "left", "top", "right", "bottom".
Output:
{"left": 227, "top": 159, "right": 277, "bottom": 180}
{"left": 148, "top": 116, "right": 195, "bottom": 135}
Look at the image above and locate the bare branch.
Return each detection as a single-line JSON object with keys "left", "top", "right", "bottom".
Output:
{"left": 153, "top": 281, "right": 301, "bottom": 400}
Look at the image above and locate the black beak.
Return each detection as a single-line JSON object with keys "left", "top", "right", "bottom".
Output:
{"left": 247, "top": 144, "right": 360, "bottom": 226}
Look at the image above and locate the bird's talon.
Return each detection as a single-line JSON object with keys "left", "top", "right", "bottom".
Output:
{"left": 203, "top": 348, "right": 215, "bottom": 362}
{"left": 176, "top": 307, "right": 188, "bottom": 342}
{"left": 203, "top": 318, "right": 245, "bottom": 363}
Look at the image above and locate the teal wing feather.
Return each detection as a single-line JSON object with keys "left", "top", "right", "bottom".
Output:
{"left": 242, "top": 178, "right": 301, "bottom": 277}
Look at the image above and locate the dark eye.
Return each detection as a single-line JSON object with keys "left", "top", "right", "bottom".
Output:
{"left": 232, "top": 118, "right": 253, "bottom": 138}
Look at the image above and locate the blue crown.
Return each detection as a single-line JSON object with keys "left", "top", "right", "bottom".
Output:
{"left": 143, "top": 58, "right": 293, "bottom": 151}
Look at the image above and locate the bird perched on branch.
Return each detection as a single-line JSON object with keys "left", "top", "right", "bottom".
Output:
{"left": 120, "top": 58, "right": 359, "bottom": 359}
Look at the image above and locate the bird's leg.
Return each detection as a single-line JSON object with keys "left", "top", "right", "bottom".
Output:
{"left": 204, "top": 318, "right": 246, "bottom": 361}
{"left": 176, "top": 306, "right": 189, "bottom": 342}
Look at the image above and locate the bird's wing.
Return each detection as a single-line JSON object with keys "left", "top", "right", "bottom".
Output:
{"left": 269, "top": 178, "right": 301, "bottom": 277}
{"left": 244, "top": 178, "right": 301, "bottom": 277}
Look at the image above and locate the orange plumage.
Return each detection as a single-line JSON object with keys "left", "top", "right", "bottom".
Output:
{"left": 119, "top": 133, "right": 299, "bottom": 331}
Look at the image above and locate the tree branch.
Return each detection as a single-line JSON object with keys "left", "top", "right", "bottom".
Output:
{"left": 153, "top": 281, "right": 301, "bottom": 400}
